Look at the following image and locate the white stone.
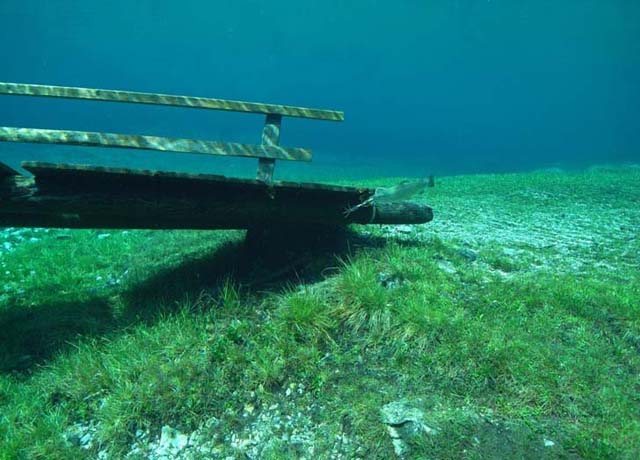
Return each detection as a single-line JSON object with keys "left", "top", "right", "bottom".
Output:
{"left": 157, "top": 425, "right": 189, "bottom": 455}
{"left": 394, "top": 225, "right": 413, "bottom": 234}
{"left": 391, "top": 438, "right": 409, "bottom": 456}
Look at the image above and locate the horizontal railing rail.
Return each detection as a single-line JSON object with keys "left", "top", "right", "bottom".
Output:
{"left": 0, "top": 81, "right": 344, "bottom": 182}
{"left": 0, "top": 126, "right": 312, "bottom": 162}
{"left": 0, "top": 82, "right": 344, "bottom": 121}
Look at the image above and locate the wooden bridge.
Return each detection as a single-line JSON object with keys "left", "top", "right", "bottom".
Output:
{"left": 0, "top": 82, "right": 432, "bottom": 230}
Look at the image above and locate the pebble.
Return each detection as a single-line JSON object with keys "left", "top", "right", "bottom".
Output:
{"left": 157, "top": 425, "right": 189, "bottom": 455}
{"left": 380, "top": 400, "right": 436, "bottom": 457}
{"left": 393, "top": 225, "right": 413, "bottom": 234}
{"left": 378, "top": 272, "right": 403, "bottom": 289}
{"left": 457, "top": 248, "right": 478, "bottom": 262}
{"left": 437, "top": 260, "right": 457, "bottom": 274}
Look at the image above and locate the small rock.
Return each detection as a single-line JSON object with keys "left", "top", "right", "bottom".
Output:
{"left": 381, "top": 400, "right": 436, "bottom": 457}
{"left": 437, "top": 260, "right": 456, "bottom": 275}
{"left": 63, "top": 422, "right": 96, "bottom": 450}
{"left": 378, "top": 272, "right": 402, "bottom": 289}
{"left": 457, "top": 248, "right": 478, "bottom": 262}
{"left": 79, "top": 432, "right": 93, "bottom": 448}
{"left": 153, "top": 425, "right": 189, "bottom": 458}
{"left": 381, "top": 401, "right": 425, "bottom": 426}
{"left": 65, "top": 432, "right": 82, "bottom": 447}
{"left": 543, "top": 438, "right": 555, "bottom": 447}
{"left": 393, "top": 225, "right": 413, "bottom": 234}
{"left": 106, "top": 275, "right": 120, "bottom": 287}
{"left": 97, "top": 233, "right": 111, "bottom": 240}
{"left": 391, "top": 437, "right": 409, "bottom": 457}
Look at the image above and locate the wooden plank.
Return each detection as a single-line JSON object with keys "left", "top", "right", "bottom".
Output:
{"left": 257, "top": 114, "right": 281, "bottom": 182}
{"left": 20, "top": 162, "right": 367, "bottom": 195}
{"left": 0, "top": 167, "right": 432, "bottom": 229}
{"left": 0, "top": 127, "right": 312, "bottom": 162}
{"left": 0, "top": 82, "right": 344, "bottom": 121}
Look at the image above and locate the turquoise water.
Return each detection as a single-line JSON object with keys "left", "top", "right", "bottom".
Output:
{"left": 1, "top": 0, "right": 638, "bottom": 177}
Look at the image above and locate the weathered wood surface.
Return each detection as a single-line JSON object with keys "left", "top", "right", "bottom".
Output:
{"left": 0, "top": 82, "right": 344, "bottom": 121}
{"left": 0, "top": 127, "right": 311, "bottom": 162}
{"left": 256, "top": 114, "right": 282, "bottom": 182}
{"left": 0, "top": 163, "right": 433, "bottom": 229}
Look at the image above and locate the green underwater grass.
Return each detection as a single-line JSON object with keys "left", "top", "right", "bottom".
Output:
{"left": 1, "top": 166, "right": 639, "bottom": 459}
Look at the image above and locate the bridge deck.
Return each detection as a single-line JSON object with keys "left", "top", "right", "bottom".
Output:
{"left": 0, "top": 162, "right": 433, "bottom": 229}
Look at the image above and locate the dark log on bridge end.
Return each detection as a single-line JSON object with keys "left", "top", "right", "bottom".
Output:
{"left": 346, "top": 202, "right": 433, "bottom": 225}
{"left": 0, "top": 163, "right": 433, "bottom": 230}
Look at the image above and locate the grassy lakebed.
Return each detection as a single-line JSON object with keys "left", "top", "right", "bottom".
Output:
{"left": 1, "top": 166, "right": 639, "bottom": 459}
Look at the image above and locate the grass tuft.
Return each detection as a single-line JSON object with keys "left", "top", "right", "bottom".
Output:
{"left": 333, "top": 254, "right": 394, "bottom": 336}
{"left": 275, "top": 286, "right": 336, "bottom": 345}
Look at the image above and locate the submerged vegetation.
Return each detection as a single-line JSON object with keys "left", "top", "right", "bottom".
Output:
{"left": 1, "top": 167, "right": 639, "bottom": 459}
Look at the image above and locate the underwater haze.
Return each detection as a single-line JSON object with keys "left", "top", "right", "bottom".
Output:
{"left": 3, "top": 2, "right": 640, "bottom": 459}
{"left": 1, "top": 0, "right": 639, "bottom": 177}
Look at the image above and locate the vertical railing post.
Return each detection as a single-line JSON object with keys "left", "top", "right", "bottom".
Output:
{"left": 257, "top": 113, "right": 282, "bottom": 183}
